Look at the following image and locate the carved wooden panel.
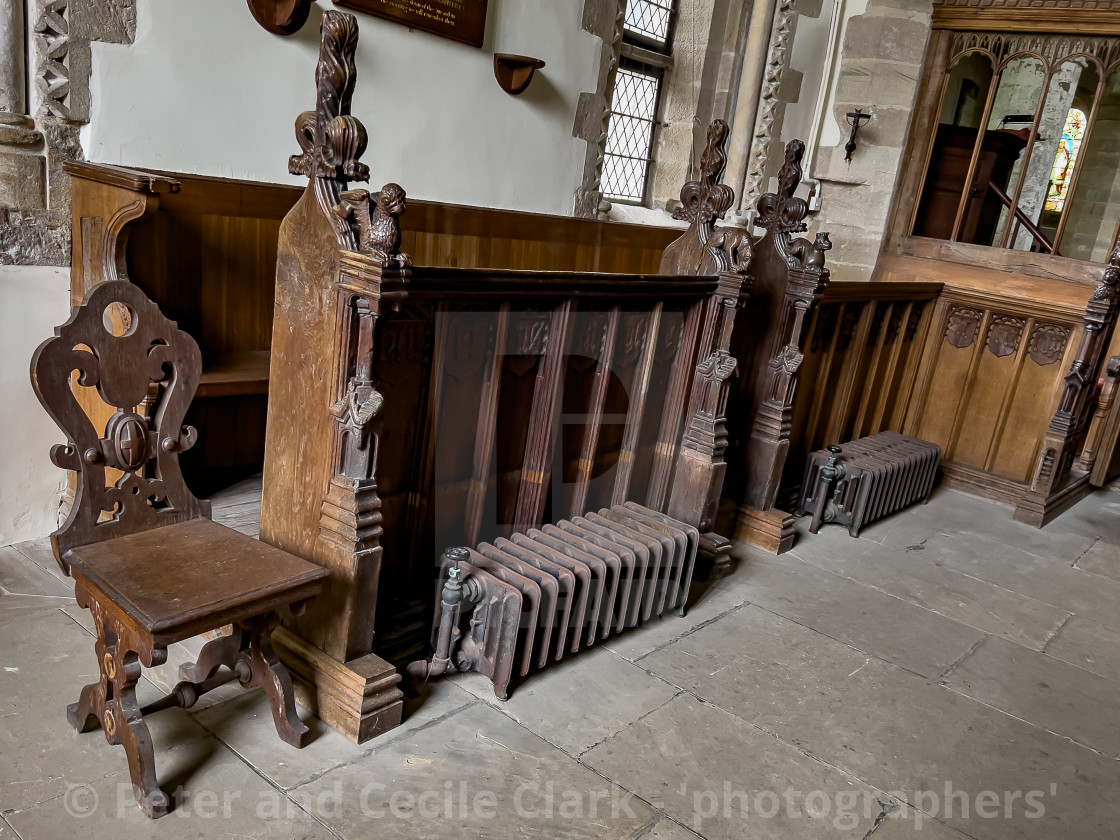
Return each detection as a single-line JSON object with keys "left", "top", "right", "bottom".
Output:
{"left": 986, "top": 315, "right": 1025, "bottom": 358}
{"left": 946, "top": 307, "right": 982, "bottom": 349}
{"left": 1028, "top": 323, "right": 1070, "bottom": 366}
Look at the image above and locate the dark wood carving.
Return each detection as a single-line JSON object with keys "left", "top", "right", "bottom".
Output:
{"left": 1017, "top": 242, "right": 1120, "bottom": 525}
{"left": 1027, "top": 323, "right": 1069, "bottom": 367}
{"left": 261, "top": 9, "right": 405, "bottom": 744}
{"left": 658, "top": 120, "right": 752, "bottom": 277}
{"left": 986, "top": 315, "right": 1024, "bottom": 358}
{"left": 31, "top": 281, "right": 327, "bottom": 818}
{"left": 729, "top": 139, "right": 832, "bottom": 517}
{"left": 945, "top": 306, "right": 982, "bottom": 349}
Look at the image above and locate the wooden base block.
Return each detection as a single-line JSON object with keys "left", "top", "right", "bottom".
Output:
{"left": 938, "top": 461, "right": 1023, "bottom": 507}
{"left": 273, "top": 626, "right": 404, "bottom": 743}
{"left": 699, "top": 532, "right": 733, "bottom": 580}
{"left": 1013, "top": 471, "right": 1094, "bottom": 528}
{"left": 733, "top": 505, "right": 795, "bottom": 554}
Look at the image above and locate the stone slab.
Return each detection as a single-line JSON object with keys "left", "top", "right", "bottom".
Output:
{"left": 606, "top": 580, "right": 751, "bottom": 662}
{"left": 859, "top": 489, "right": 1097, "bottom": 563}
{"left": 1044, "top": 615, "right": 1120, "bottom": 683}
{"left": 638, "top": 604, "right": 1120, "bottom": 839}
{"left": 194, "top": 677, "right": 476, "bottom": 791}
{"left": 912, "top": 530, "right": 1120, "bottom": 631}
{"left": 733, "top": 554, "right": 985, "bottom": 678}
{"left": 943, "top": 634, "right": 1120, "bottom": 759}
{"left": 5, "top": 735, "right": 334, "bottom": 839}
{"left": 1073, "top": 538, "right": 1120, "bottom": 582}
{"left": 0, "top": 597, "right": 209, "bottom": 813}
{"left": 452, "top": 646, "right": 680, "bottom": 756}
{"left": 290, "top": 702, "right": 657, "bottom": 839}
{"left": 9, "top": 538, "right": 68, "bottom": 583}
{"left": 790, "top": 539, "right": 1070, "bottom": 650}
{"left": 584, "top": 692, "right": 893, "bottom": 839}
{"left": 0, "top": 545, "right": 70, "bottom": 597}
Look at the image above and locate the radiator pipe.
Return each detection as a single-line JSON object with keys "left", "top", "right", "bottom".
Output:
{"left": 406, "top": 547, "right": 471, "bottom": 681}
{"left": 809, "top": 446, "right": 843, "bottom": 534}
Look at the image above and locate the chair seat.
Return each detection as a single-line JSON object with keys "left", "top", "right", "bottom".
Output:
{"left": 65, "top": 519, "right": 328, "bottom": 643}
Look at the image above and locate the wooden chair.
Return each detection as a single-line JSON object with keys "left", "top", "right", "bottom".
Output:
{"left": 30, "top": 280, "right": 329, "bottom": 819}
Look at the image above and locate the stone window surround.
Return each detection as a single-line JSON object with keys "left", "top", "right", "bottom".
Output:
{"left": 1, "top": 0, "right": 136, "bottom": 267}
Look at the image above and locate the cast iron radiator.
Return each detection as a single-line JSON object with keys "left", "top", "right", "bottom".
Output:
{"left": 407, "top": 502, "right": 698, "bottom": 699}
{"left": 795, "top": 431, "right": 941, "bottom": 538}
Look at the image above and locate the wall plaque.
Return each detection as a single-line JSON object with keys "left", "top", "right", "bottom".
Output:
{"left": 334, "top": 0, "right": 488, "bottom": 47}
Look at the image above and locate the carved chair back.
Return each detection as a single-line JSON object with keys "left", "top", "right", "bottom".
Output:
{"left": 31, "top": 281, "right": 210, "bottom": 571}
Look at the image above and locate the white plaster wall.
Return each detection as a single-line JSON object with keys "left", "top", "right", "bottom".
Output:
{"left": 0, "top": 265, "right": 70, "bottom": 545}
{"left": 83, "top": 0, "right": 601, "bottom": 216}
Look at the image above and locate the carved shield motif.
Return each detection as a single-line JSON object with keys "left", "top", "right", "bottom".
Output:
{"left": 1028, "top": 324, "right": 1069, "bottom": 367}
{"left": 986, "top": 316, "right": 1024, "bottom": 358}
{"left": 945, "top": 307, "right": 982, "bottom": 349}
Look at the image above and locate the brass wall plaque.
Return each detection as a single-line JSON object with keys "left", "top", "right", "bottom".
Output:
{"left": 334, "top": 0, "right": 488, "bottom": 48}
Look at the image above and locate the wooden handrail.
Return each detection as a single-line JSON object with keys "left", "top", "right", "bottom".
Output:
{"left": 986, "top": 179, "right": 1058, "bottom": 255}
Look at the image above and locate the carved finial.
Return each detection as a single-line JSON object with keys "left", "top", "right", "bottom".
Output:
{"left": 673, "top": 120, "right": 735, "bottom": 227}
{"left": 754, "top": 139, "right": 808, "bottom": 238}
{"left": 333, "top": 183, "right": 412, "bottom": 268}
{"left": 807, "top": 232, "right": 832, "bottom": 270}
{"left": 289, "top": 10, "right": 372, "bottom": 250}
{"left": 1094, "top": 238, "right": 1120, "bottom": 302}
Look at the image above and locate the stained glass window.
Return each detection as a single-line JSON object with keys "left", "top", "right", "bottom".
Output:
{"left": 602, "top": 62, "right": 663, "bottom": 202}
{"left": 1045, "top": 108, "right": 1086, "bottom": 213}
{"left": 624, "top": 0, "right": 674, "bottom": 46}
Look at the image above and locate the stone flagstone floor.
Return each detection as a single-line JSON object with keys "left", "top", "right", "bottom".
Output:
{"left": 1, "top": 476, "right": 1119, "bottom": 839}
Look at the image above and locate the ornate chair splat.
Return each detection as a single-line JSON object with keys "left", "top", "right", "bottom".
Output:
{"left": 30, "top": 281, "right": 328, "bottom": 819}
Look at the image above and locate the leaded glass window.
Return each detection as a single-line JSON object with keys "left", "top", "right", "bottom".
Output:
{"left": 602, "top": 61, "right": 663, "bottom": 202}
{"left": 1045, "top": 108, "right": 1085, "bottom": 213}
{"left": 601, "top": 1, "right": 675, "bottom": 204}
{"left": 624, "top": 0, "right": 674, "bottom": 47}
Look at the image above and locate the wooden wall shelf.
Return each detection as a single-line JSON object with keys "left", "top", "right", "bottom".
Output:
{"left": 246, "top": 0, "right": 313, "bottom": 36}
{"left": 494, "top": 54, "right": 545, "bottom": 95}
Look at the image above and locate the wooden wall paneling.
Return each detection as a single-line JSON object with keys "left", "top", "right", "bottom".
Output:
{"left": 457, "top": 308, "right": 509, "bottom": 547}
{"left": 587, "top": 313, "right": 646, "bottom": 512}
{"left": 950, "top": 312, "right": 1027, "bottom": 468}
{"left": 914, "top": 304, "right": 988, "bottom": 454}
{"left": 645, "top": 300, "right": 705, "bottom": 511}
{"left": 631, "top": 306, "right": 686, "bottom": 507}
{"left": 564, "top": 307, "right": 620, "bottom": 519}
{"left": 851, "top": 302, "right": 894, "bottom": 437}
{"left": 823, "top": 302, "right": 877, "bottom": 446}
{"left": 370, "top": 301, "right": 437, "bottom": 652}
{"left": 494, "top": 310, "right": 551, "bottom": 533}
{"left": 512, "top": 301, "right": 574, "bottom": 531}
{"left": 869, "top": 302, "right": 912, "bottom": 431}
{"left": 889, "top": 301, "right": 936, "bottom": 431}
{"left": 611, "top": 305, "right": 663, "bottom": 506}
{"left": 988, "top": 320, "right": 1076, "bottom": 481}
{"left": 980, "top": 316, "right": 1035, "bottom": 473}
{"left": 797, "top": 304, "right": 843, "bottom": 452}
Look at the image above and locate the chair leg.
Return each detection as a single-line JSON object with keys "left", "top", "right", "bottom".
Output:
{"left": 236, "top": 613, "right": 311, "bottom": 748}
{"left": 180, "top": 630, "right": 244, "bottom": 682}
{"left": 114, "top": 654, "right": 169, "bottom": 819}
{"left": 70, "top": 594, "right": 170, "bottom": 818}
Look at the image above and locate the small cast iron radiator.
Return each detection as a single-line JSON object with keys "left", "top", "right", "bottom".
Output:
{"left": 407, "top": 503, "right": 697, "bottom": 699}
{"left": 795, "top": 431, "right": 941, "bottom": 537}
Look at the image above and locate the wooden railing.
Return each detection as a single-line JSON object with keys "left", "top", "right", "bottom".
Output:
{"left": 776, "top": 280, "right": 942, "bottom": 508}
